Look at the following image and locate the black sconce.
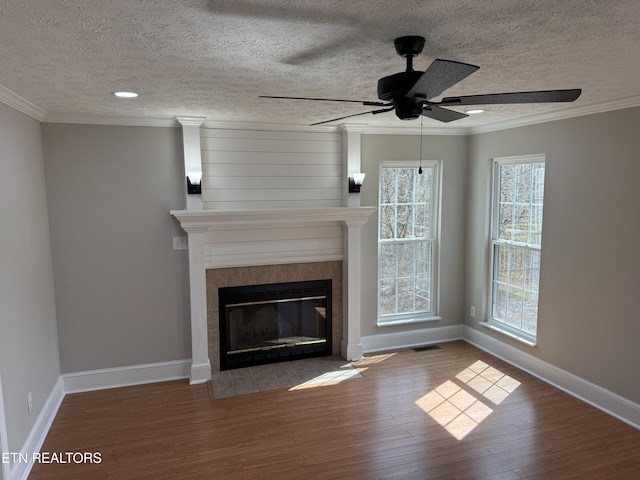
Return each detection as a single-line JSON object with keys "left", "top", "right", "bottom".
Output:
{"left": 187, "top": 171, "right": 202, "bottom": 194}
{"left": 348, "top": 173, "right": 366, "bottom": 193}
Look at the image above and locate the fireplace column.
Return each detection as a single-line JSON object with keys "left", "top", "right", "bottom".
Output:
{"left": 182, "top": 225, "right": 210, "bottom": 384}
{"left": 342, "top": 218, "right": 367, "bottom": 361}
{"left": 175, "top": 116, "right": 210, "bottom": 384}
{"left": 342, "top": 124, "right": 368, "bottom": 361}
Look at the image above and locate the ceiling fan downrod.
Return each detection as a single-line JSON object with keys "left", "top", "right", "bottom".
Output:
{"left": 393, "top": 35, "right": 426, "bottom": 72}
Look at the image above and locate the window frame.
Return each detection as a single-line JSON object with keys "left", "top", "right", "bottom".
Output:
{"left": 377, "top": 160, "right": 441, "bottom": 326}
{"left": 484, "top": 154, "right": 546, "bottom": 346}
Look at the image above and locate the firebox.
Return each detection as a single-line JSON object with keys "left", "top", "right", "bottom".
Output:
{"left": 218, "top": 279, "right": 332, "bottom": 370}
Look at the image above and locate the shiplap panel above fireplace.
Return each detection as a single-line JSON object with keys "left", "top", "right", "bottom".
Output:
{"left": 200, "top": 128, "right": 343, "bottom": 210}
{"left": 204, "top": 223, "right": 343, "bottom": 268}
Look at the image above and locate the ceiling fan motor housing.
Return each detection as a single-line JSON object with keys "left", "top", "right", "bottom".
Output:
{"left": 378, "top": 71, "right": 425, "bottom": 120}
{"left": 377, "top": 71, "right": 423, "bottom": 101}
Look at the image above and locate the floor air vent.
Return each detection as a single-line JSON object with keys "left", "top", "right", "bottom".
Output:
{"left": 413, "top": 345, "right": 441, "bottom": 352}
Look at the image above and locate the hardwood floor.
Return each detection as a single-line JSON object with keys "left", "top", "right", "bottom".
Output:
{"left": 29, "top": 341, "right": 640, "bottom": 479}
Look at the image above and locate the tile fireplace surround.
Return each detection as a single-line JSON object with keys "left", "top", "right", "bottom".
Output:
{"left": 207, "top": 262, "right": 343, "bottom": 372}
{"left": 171, "top": 207, "right": 375, "bottom": 384}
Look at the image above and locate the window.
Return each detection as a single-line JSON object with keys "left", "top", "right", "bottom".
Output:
{"left": 378, "top": 162, "right": 440, "bottom": 325}
{"left": 487, "top": 155, "right": 545, "bottom": 344}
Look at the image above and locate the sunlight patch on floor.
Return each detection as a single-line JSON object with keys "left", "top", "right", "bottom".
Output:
{"left": 289, "top": 365, "right": 362, "bottom": 390}
{"left": 415, "top": 360, "right": 521, "bottom": 440}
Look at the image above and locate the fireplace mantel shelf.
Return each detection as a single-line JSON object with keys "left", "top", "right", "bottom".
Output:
{"left": 171, "top": 207, "right": 376, "bottom": 231}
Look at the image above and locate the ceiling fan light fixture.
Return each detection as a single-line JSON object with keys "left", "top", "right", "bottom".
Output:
{"left": 113, "top": 91, "right": 139, "bottom": 98}
{"left": 465, "top": 109, "right": 484, "bottom": 114}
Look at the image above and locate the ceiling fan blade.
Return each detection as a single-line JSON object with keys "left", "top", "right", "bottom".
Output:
{"left": 310, "top": 107, "right": 395, "bottom": 126}
{"left": 406, "top": 59, "right": 479, "bottom": 101}
{"left": 440, "top": 89, "right": 582, "bottom": 106}
{"left": 259, "top": 95, "right": 389, "bottom": 107}
{"left": 422, "top": 105, "right": 469, "bottom": 123}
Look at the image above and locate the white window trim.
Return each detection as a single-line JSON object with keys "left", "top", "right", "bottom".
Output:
{"left": 377, "top": 160, "right": 441, "bottom": 326}
{"left": 485, "top": 154, "right": 545, "bottom": 346}
{"left": 479, "top": 321, "right": 537, "bottom": 347}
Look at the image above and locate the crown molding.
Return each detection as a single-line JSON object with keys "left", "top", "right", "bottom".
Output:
{"left": 0, "top": 84, "right": 46, "bottom": 120}
{"left": 30, "top": 98, "right": 640, "bottom": 133}
{"left": 361, "top": 124, "right": 470, "bottom": 135}
{"left": 202, "top": 119, "right": 469, "bottom": 135}
{"left": 340, "top": 123, "right": 368, "bottom": 133}
{"left": 42, "top": 114, "right": 179, "bottom": 127}
{"left": 469, "top": 95, "right": 640, "bottom": 135}
{"left": 3, "top": 84, "right": 635, "bottom": 134}
{"left": 202, "top": 119, "right": 341, "bottom": 133}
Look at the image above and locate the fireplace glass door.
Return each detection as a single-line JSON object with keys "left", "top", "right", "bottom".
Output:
{"left": 219, "top": 280, "right": 332, "bottom": 370}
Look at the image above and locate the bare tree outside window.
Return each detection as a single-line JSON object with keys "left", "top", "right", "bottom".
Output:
{"left": 491, "top": 157, "right": 545, "bottom": 339}
{"left": 378, "top": 164, "right": 438, "bottom": 324}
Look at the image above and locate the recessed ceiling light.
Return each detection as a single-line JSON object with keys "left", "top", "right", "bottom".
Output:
{"left": 465, "top": 109, "right": 484, "bottom": 114}
{"left": 113, "top": 91, "right": 138, "bottom": 98}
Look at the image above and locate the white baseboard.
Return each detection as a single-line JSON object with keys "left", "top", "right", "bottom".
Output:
{"left": 12, "top": 377, "right": 65, "bottom": 480}
{"left": 463, "top": 325, "right": 640, "bottom": 430}
{"left": 62, "top": 359, "right": 191, "bottom": 394}
{"left": 361, "top": 325, "right": 463, "bottom": 354}
{"left": 8, "top": 360, "right": 191, "bottom": 480}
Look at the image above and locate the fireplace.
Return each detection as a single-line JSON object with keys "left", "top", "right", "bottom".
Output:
{"left": 219, "top": 279, "right": 332, "bottom": 370}
{"left": 171, "top": 207, "right": 375, "bottom": 383}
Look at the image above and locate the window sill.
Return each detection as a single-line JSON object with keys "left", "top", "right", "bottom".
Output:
{"left": 479, "top": 321, "right": 537, "bottom": 347}
{"left": 378, "top": 315, "right": 441, "bottom": 327}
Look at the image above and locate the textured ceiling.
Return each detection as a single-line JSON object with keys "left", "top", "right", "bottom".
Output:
{"left": 1, "top": 0, "right": 640, "bottom": 129}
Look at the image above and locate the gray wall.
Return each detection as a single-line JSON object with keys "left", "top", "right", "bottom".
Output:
{"left": 42, "top": 123, "right": 191, "bottom": 373}
{"left": 0, "top": 103, "right": 60, "bottom": 453}
{"left": 466, "top": 107, "right": 640, "bottom": 403}
{"left": 360, "top": 134, "right": 469, "bottom": 337}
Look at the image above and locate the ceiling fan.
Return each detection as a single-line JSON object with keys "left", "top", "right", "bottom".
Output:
{"left": 260, "top": 36, "right": 581, "bottom": 126}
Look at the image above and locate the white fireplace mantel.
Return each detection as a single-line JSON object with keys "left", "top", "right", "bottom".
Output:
{"left": 170, "top": 207, "right": 375, "bottom": 230}
{"left": 171, "top": 207, "right": 375, "bottom": 384}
